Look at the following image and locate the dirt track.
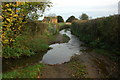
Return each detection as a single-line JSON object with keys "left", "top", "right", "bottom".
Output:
{"left": 41, "top": 50, "right": 118, "bottom": 78}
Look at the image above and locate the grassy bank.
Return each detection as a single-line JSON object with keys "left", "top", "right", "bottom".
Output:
{"left": 68, "top": 55, "right": 87, "bottom": 78}
{"left": 2, "top": 21, "right": 55, "bottom": 78}
{"left": 3, "top": 21, "right": 71, "bottom": 78}
{"left": 3, "top": 21, "right": 63, "bottom": 58}
{"left": 71, "top": 15, "right": 120, "bottom": 61}
{"left": 3, "top": 21, "right": 49, "bottom": 58}
{"left": 3, "top": 63, "right": 44, "bottom": 78}
{"left": 93, "top": 48, "right": 119, "bottom": 61}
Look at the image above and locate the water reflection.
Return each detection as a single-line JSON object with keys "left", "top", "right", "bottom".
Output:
{"left": 41, "top": 29, "right": 85, "bottom": 64}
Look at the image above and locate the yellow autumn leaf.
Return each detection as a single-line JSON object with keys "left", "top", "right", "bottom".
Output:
{"left": 3, "top": 39, "right": 9, "bottom": 43}
{"left": 14, "top": 14, "right": 18, "bottom": 17}
{"left": 6, "top": 18, "right": 11, "bottom": 22}
{"left": 16, "top": 2, "right": 23, "bottom": 6}
{"left": 10, "top": 17, "right": 13, "bottom": 19}
{"left": 9, "top": 3, "right": 16, "bottom": 7}
{"left": 9, "top": 14, "right": 12, "bottom": 16}
{"left": 7, "top": 8, "right": 12, "bottom": 11}
{"left": 10, "top": 38, "right": 15, "bottom": 42}
{"left": 0, "top": 16, "right": 3, "bottom": 19}
{"left": 19, "top": 18, "right": 23, "bottom": 20}
{"left": 12, "top": 4, "right": 16, "bottom": 7}
{"left": 12, "top": 39, "right": 15, "bottom": 41}
{"left": 18, "top": 26, "right": 21, "bottom": 30}
{"left": 5, "top": 4, "right": 9, "bottom": 7}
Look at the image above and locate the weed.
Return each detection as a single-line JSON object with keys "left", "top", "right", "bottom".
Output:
{"left": 3, "top": 63, "right": 44, "bottom": 78}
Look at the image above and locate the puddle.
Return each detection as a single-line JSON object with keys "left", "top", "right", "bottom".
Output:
{"left": 41, "top": 29, "right": 85, "bottom": 64}
{"left": 3, "top": 29, "right": 85, "bottom": 72}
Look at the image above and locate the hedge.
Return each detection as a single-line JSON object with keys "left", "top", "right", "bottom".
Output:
{"left": 71, "top": 15, "right": 120, "bottom": 51}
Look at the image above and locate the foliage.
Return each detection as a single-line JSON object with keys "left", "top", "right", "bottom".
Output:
{"left": 57, "top": 15, "right": 64, "bottom": 23}
{"left": 3, "top": 46, "right": 34, "bottom": 58}
{"left": 48, "top": 23, "right": 59, "bottom": 34}
{"left": 26, "top": 38, "right": 49, "bottom": 52}
{"left": 2, "top": 2, "right": 51, "bottom": 46}
{"left": 2, "top": 2, "right": 52, "bottom": 58}
{"left": 79, "top": 13, "right": 89, "bottom": 20}
{"left": 93, "top": 49, "right": 120, "bottom": 62}
{"left": 2, "top": 2, "right": 26, "bottom": 46}
{"left": 58, "top": 23, "right": 66, "bottom": 27}
{"left": 2, "top": 20, "right": 60, "bottom": 58}
{"left": 71, "top": 15, "right": 120, "bottom": 51}
{"left": 69, "top": 56, "right": 87, "bottom": 78}
{"left": 28, "top": 12, "right": 39, "bottom": 21}
{"left": 3, "top": 34, "right": 33, "bottom": 58}
{"left": 25, "top": 21, "right": 48, "bottom": 35}
{"left": 3, "top": 63, "right": 44, "bottom": 78}
{"left": 66, "top": 16, "right": 78, "bottom": 22}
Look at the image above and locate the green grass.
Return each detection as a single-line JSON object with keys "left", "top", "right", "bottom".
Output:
{"left": 47, "top": 23, "right": 59, "bottom": 34}
{"left": 58, "top": 23, "right": 66, "bottom": 26}
{"left": 68, "top": 56, "right": 87, "bottom": 78}
{"left": 93, "top": 49, "right": 107, "bottom": 54}
{"left": 3, "top": 63, "right": 44, "bottom": 78}
{"left": 62, "top": 34, "right": 70, "bottom": 43}
{"left": 3, "top": 21, "right": 60, "bottom": 58}
{"left": 26, "top": 37, "right": 50, "bottom": 52}
{"left": 93, "top": 48, "right": 119, "bottom": 62}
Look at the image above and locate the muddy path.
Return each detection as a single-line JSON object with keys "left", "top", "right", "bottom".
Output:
{"left": 41, "top": 51, "right": 118, "bottom": 78}
{"left": 41, "top": 64, "right": 71, "bottom": 78}
{"left": 40, "top": 29, "right": 118, "bottom": 78}
{"left": 78, "top": 51, "right": 118, "bottom": 78}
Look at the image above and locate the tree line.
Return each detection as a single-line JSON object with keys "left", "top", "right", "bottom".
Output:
{"left": 57, "top": 13, "right": 89, "bottom": 23}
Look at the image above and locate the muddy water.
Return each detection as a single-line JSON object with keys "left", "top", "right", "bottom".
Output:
{"left": 2, "top": 52, "right": 46, "bottom": 73}
{"left": 3, "top": 29, "right": 85, "bottom": 72}
{"left": 41, "top": 29, "right": 85, "bottom": 64}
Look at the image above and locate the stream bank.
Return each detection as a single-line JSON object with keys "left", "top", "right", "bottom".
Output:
{"left": 41, "top": 29, "right": 118, "bottom": 78}
{"left": 3, "top": 29, "right": 118, "bottom": 78}
{"left": 2, "top": 31, "right": 70, "bottom": 73}
{"left": 41, "top": 51, "right": 118, "bottom": 78}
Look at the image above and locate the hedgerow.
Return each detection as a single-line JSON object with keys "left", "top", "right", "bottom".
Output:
{"left": 71, "top": 15, "right": 120, "bottom": 51}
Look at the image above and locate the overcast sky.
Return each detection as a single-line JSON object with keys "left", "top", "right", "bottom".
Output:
{"left": 39, "top": 0, "right": 119, "bottom": 20}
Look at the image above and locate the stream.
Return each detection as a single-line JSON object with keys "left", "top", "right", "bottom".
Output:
{"left": 3, "top": 29, "right": 118, "bottom": 78}
{"left": 3, "top": 29, "right": 86, "bottom": 72}
{"left": 41, "top": 29, "right": 85, "bottom": 64}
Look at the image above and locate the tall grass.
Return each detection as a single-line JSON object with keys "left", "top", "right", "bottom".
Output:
{"left": 71, "top": 15, "right": 120, "bottom": 51}
{"left": 3, "top": 63, "right": 44, "bottom": 78}
{"left": 3, "top": 21, "right": 56, "bottom": 58}
{"left": 23, "top": 21, "right": 48, "bottom": 35}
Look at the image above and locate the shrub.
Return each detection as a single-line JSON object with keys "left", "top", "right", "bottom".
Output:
{"left": 26, "top": 38, "right": 49, "bottom": 52}
{"left": 24, "top": 21, "right": 48, "bottom": 35}
{"left": 3, "top": 46, "right": 34, "bottom": 58}
{"left": 71, "top": 15, "right": 120, "bottom": 51}
{"left": 48, "top": 23, "right": 59, "bottom": 34}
